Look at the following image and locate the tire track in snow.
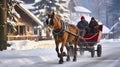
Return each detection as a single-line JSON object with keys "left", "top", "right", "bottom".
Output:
{"left": 78, "top": 47, "right": 120, "bottom": 67}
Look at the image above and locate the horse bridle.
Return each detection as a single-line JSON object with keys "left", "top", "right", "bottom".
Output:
{"left": 47, "top": 17, "right": 56, "bottom": 26}
{"left": 47, "top": 14, "right": 67, "bottom": 37}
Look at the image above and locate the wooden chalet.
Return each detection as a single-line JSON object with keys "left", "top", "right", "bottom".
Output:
{"left": 7, "top": 3, "right": 43, "bottom": 41}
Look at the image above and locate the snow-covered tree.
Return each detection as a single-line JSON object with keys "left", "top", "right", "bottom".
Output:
{"left": 32, "top": 0, "right": 70, "bottom": 23}
{"left": 7, "top": 1, "right": 20, "bottom": 33}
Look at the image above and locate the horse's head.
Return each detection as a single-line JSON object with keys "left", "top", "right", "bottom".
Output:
{"left": 46, "top": 12, "right": 60, "bottom": 29}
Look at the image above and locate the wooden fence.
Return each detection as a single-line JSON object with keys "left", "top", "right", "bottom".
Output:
{"left": 7, "top": 35, "right": 39, "bottom": 41}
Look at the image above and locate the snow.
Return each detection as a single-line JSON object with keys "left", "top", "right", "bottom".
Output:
{"left": 74, "top": 6, "right": 92, "bottom": 13}
{"left": 22, "top": 4, "right": 34, "bottom": 9}
{"left": 7, "top": 40, "right": 55, "bottom": 50}
{"left": 0, "top": 40, "right": 55, "bottom": 67}
{"left": 35, "top": 0, "right": 41, "bottom": 3}
{"left": 110, "top": 22, "right": 119, "bottom": 32}
{"left": 102, "top": 25, "right": 111, "bottom": 34}
{"left": 0, "top": 39, "right": 119, "bottom": 67}
{"left": 19, "top": 0, "right": 41, "bottom": 9}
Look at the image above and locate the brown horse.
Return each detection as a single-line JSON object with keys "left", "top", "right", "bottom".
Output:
{"left": 46, "top": 12, "right": 79, "bottom": 64}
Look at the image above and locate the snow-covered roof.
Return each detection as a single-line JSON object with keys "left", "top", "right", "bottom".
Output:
{"left": 74, "top": 6, "right": 91, "bottom": 13}
{"left": 16, "top": 3, "right": 43, "bottom": 26}
{"left": 110, "top": 22, "right": 119, "bottom": 32}
{"left": 71, "top": 16, "right": 110, "bottom": 34}
{"left": 102, "top": 25, "right": 110, "bottom": 34}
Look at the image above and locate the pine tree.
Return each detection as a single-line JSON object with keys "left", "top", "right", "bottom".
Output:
{"left": 7, "top": 1, "right": 21, "bottom": 33}
{"left": 32, "top": 0, "right": 70, "bottom": 23}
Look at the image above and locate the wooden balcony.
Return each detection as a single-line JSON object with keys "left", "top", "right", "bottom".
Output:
{"left": 7, "top": 35, "right": 39, "bottom": 41}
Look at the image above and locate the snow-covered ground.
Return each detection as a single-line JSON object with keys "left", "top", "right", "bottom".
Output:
{"left": 7, "top": 40, "right": 55, "bottom": 50}
{"left": 0, "top": 39, "right": 120, "bottom": 67}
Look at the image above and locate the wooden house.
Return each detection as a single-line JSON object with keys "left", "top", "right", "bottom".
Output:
{"left": 7, "top": 3, "right": 43, "bottom": 41}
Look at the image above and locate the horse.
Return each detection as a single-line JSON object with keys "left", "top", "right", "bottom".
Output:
{"left": 46, "top": 12, "right": 79, "bottom": 64}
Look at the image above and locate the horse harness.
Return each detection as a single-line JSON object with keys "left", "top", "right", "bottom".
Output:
{"left": 52, "top": 20, "right": 78, "bottom": 40}
{"left": 52, "top": 20, "right": 67, "bottom": 37}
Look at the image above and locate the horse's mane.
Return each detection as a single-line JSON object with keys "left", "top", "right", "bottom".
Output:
{"left": 54, "top": 14, "right": 60, "bottom": 23}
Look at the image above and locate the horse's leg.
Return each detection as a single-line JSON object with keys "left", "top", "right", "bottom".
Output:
{"left": 59, "top": 43, "right": 64, "bottom": 64}
{"left": 55, "top": 40, "right": 64, "bottom": 64}
{"left": 65, "top": 43, "right": 70, "bottom": 61}
{"left": 59, "top": 40, "right": 67, "bottom": 64}
{"left": 73, "top": 38, "right": 79, "bottom": 61}
{"left": 55, "top": 41, "right": 60, "bottom": 58}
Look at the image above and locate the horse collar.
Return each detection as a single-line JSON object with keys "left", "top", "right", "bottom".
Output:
{"left": 52, "top": 21, "right": 66, "bottom": 37}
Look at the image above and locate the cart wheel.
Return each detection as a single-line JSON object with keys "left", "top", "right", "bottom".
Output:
{"left": 80, "top": 48, "right": 84, "bottom": 55}
{"left": 97, "top": 45, "right": 102, "bottom": 57}
{"left": 78, "top": 43, "right": 84, "bottom": 56}
{"left": 91, "top": 47, "right": 95, "bottom": 58}
{"left": 69, "top": 46, "right": 74, "bottom": 56}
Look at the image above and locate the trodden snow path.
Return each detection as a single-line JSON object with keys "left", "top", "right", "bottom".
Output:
{"left": 0, "top": 39, "right": 120, "bottom": 67}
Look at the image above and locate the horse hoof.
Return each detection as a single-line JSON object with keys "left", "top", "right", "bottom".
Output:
{"left": 63, "top": 52, "right": 67, "bottom": 56}
{"left": 66, "top": 58, "right": 70, "bottom": 61}
{"left": 73, "top": 58, "right": 76, "bottom": 62}
{"left": 59, "top": 60, "right": 64, "bottom": 64}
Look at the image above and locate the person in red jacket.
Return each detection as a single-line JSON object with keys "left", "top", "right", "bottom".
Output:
{"left": 77, "top": 16, "right": 89, "bottom": 36}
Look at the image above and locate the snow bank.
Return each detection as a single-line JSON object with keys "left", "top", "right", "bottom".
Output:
{"left": 100, "top": 39, "right": 120, "bottom": 48}
{"left": 7, "top": 39, "right": 120, "bottom": 50}
{"left": 7, "top": 40, "right": 55, "bottom": 50}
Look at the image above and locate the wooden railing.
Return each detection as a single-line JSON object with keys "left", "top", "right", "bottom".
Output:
{"left": 7, "top": 35, "right": 39, "bottom": 41}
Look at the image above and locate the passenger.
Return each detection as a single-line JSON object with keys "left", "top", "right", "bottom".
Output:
{"left": 77, "top": 16, "right": 89, "bottom": 37}
{"left": 89, "top": 17, "right": 99, "bottom": 34}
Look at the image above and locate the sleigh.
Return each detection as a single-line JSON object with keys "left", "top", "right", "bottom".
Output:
{"left": 70, "top": 25, "right": 103, "bottom": 57}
